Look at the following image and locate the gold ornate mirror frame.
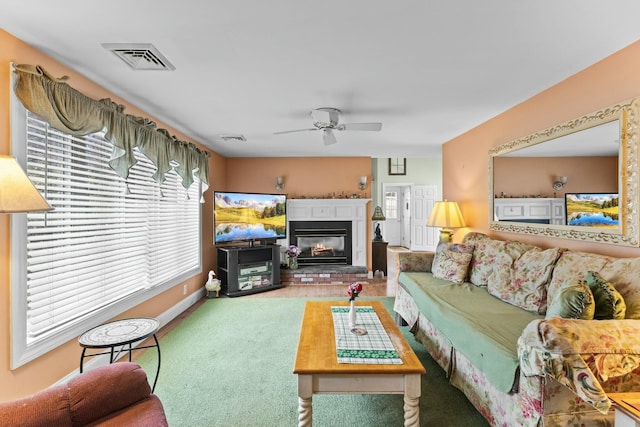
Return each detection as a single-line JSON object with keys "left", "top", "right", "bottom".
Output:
{"left": 488, "top": 97, "right": 640, "bottom": 247}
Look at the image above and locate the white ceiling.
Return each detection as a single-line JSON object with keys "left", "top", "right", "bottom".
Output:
{"left": 2, "top": 1, "right": 640, "bottom": 158}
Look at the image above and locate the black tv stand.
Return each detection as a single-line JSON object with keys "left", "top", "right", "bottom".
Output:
{"left": 217, "top": 245, "right": 281, "bottom": 297}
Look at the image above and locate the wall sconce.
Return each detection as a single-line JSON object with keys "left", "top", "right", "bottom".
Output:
{"left": 358, "top": 176, "right": 367, "bottom": 190}
{"left": 276, "top": 176, "right": 284, "bottom": 191}
{"left": 552, "top": 176, "right": 568, "bottom": 191}
{"left": 427, "top": 200, "right": 466, "bottom": 243}
{"left": 0, "top": 155, "right": 53, "bottom": 213}
{"left": 372, "top": 205, "right": 386, "bottom": 241}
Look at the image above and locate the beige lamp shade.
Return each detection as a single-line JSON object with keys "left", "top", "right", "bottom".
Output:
{"left": 0, "top": 155, "right": 53, "bottom": 213}
{"left": 427, "top": 200, "right": 465, "bottom": 242}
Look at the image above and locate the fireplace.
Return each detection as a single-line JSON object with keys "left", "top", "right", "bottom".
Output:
{"left": 286, "top": 198, "right": 368, "bottom": 268}
{"left": 289, "top": 221, "right": 352, "bottom": 265}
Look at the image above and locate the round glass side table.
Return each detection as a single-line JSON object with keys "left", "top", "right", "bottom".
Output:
{"left": 78, "top": 317, "right": 161, "bottom": 392}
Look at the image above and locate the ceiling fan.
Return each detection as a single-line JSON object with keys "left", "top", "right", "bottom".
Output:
{"left": 274, "top": 107, "right": 382, "bottom": 145}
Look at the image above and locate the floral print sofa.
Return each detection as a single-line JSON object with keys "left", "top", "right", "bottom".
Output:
{"left": 393, "top": 232, "right": 640, "bottom": 427}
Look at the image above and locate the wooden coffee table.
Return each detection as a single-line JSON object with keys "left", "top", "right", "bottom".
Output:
{"left": 608, "top": 392, "right": 640, "bottom": 426}
{"left": 293, "top": 300, "right": 426, "bottom": 427}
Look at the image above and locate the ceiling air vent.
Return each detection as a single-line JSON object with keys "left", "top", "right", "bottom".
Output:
{"left": 102, "top": 43, "right": 175, "bottom": 71}
{"left": 220, "top": 134, "right": 247, "bottom": 142}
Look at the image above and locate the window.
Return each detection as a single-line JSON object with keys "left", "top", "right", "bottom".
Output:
{"left": 388, "top": 158, "right": 406, "bottom": 175}
{"left": 11, "top": 107, "right": 202, "bottom": 368}
{"left": 385, "top": 191, "right": 398, "bottom": 219}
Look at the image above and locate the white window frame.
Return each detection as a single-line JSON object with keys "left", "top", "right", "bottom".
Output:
{"left": 9, "top": 87, "right": 202, "bottom": 369}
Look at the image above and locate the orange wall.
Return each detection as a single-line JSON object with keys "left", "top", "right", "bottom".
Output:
{"left": 224, "top": 157, "right": 372, "bottom": 199}
{"left": 493, "top": 156, "right": 618, "bottom": 198}
{"left": 224, "top": 157, "right": 374, "bottom": 263}
{"left": 443, "top": 39, "right": 640, "bottom": 258}
{"left": 0, "top": 28, "right": 224, "bottom": 399}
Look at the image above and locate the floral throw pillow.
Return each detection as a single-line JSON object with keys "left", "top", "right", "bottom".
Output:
{"left": 462, "top": 232, "right": 494, "bottom": 287}
{"left": 431, "top": 242, "right": 474, "bottom": 284}
{"left": 486, "top": 240, "right": 534, "bottom": 292}
{"left": 511, "top": 247, "right": 562, "bottom": 314}
{"left": 488, "top": 246, "right": 561, "bottom": 314}
{"left": 584, "top": 271, "right": 626, "bottom": 320}
{"left": 467, "top": 240, "right": 500, "bottom": 287}
{"left": 546, "top": 280, "right": 595, "bottom": 320}
{"left": 461, "top": 232, "right": 492, "bottom": 246}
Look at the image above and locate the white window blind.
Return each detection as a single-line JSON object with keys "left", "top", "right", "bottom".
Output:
{"left": 21, "top": 111, "right": 201, "bottom": 343}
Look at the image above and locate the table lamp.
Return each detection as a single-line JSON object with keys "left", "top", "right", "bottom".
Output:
{"left": 427, "top": 200, "right": 466, "bottom": 242}
{"left": 0, "top": 155, "right": 53, "bottom": 213}
{"left": 372, "top": 205, "right": 386, "bottom": 241}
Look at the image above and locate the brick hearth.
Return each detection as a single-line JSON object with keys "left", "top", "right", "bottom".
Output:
{"left": 280, "top": 265, "right": 369, "bottom": 285}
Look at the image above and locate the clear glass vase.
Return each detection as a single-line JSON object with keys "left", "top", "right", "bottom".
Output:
{"left": 289, "top": 257, "right": 298, "bottom": 270}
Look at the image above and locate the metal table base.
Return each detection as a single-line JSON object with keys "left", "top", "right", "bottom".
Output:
{"left": 79, "top": 317, "right": 161, "bottom": 392}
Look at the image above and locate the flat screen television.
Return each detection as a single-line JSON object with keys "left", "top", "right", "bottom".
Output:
{"left": 214, "top": 191, "right": 287, "bottom": 245}
{"left": 565, "top": 193, "right": 619, "bottom": 228}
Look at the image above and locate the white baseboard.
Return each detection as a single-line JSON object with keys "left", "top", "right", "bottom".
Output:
{"left": 54, "top": 288, "right": 206, "bottom": 387}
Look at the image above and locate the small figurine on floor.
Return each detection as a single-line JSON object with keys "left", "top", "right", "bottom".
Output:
{"left": 205, "top": 270, "right": 221, "bottom": 298}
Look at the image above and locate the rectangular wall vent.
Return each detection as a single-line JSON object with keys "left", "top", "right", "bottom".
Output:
{"left": 220, "top": 134, "right": 247, "bottom": 142}
{"left": 102, "top": 43, "right": 175, "bottom": 71}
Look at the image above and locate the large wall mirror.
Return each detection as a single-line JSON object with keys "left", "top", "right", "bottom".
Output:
{"left": 489, "top": 97, "right": 640, "bottom": 247}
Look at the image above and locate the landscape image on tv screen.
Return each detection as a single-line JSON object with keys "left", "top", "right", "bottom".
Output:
{"left": 214, "top": 192, "right": 287, "bottom": 244}
{"left": 565, "top": 193, "right": 619, "bottom": 228}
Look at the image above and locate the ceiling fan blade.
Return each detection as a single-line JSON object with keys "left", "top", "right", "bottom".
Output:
{"left": 273, "top": 128, "right": 317, "bottom": 135}
{"left": 339, "top": 122, "right": 382, "bottom": 131}
{"left": 323, "top": 129, "right": 337, "bottom": 145}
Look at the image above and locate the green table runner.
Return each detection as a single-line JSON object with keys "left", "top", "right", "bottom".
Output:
{"left": 331, "top": 306, "right": 402, "bottom": 364}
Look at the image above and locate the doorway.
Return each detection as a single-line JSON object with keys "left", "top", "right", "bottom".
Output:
{"left": 380, "top": 184, "right": 438, "bottom": 251}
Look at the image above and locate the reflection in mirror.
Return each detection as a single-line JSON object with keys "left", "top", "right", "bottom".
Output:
{"left": 493, "top": 121, "right": 619, "bottom": 227}
{"left": 488, "top": 97, "right": 640, "bottom": 247}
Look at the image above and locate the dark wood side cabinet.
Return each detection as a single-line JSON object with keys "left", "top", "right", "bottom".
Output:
{"left": 217, "top": 245, "right": 281, "bottom": 297}
{"left": 372, "top": 241, "right": 388, "bottom": 276}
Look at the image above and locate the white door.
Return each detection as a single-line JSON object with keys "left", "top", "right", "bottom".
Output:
{"left": 410, "top": 185, "right": 438, "bottom": 251}
{"left": 401, "top": 188, "right": 411, "bottom": 248}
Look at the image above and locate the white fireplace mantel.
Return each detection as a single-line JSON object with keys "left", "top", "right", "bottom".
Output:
{"left": 285, "top": 199, "right": 371, "bottom": 267}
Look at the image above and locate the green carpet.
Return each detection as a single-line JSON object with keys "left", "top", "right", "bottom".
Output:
{"left": 137, "top": 297, "right": 489, "bottom": 426}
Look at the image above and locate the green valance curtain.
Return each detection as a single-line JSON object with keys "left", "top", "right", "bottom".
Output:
{"left": 12, "top": 64, "right": 210, "bottom": 193}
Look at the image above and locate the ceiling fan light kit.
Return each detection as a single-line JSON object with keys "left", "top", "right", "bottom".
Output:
{"left": 274, "top": 107, "right": 382, "bottom": 145}
{"left": 311, "top": 107, "right": 341, "bottom": 128}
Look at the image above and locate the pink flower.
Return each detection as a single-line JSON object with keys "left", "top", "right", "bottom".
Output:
{"left": 285, "top": 245, "right": 301, "bottom": 258}
{"left": 347, "top": 282, "right": 363, "bottom": 301}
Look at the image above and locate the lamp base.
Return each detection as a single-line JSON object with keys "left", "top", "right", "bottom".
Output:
{"left": 373, "top": 222, "right": 383, "bottom": 242}
{"left": 439, "top": 229, "right": 454, "bottom": 243}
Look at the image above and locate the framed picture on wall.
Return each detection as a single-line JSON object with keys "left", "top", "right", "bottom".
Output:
{"left": 389, "top": 158, "right": 406, "bottom": 175}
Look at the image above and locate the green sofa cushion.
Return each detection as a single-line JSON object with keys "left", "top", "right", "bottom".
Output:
{"left": 545, "top": 280, "right": 595, "bottom": 320}
{"left": 400, "top": 271, "right": 543, "bottom": 392}
{"left": 584, "top": 271, "right": 626, "bottom": 320}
